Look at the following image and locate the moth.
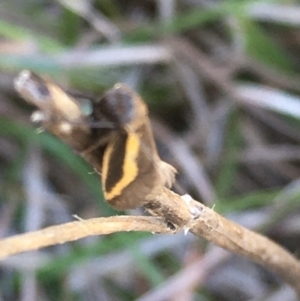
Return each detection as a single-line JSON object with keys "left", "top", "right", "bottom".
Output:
{"left": 91, "top": 84, "right": 177, "bottom": 210}
{"left": 15, "top": 71, "right": 176, "bottom": 210}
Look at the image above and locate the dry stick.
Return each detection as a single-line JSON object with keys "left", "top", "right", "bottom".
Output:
{"left": 0, "top": 216, "right": 172, "bottom": 258}
{"left": 148, "top": 189, "right": 300, "bottom": 296}
{"left": 9, "top": 70, "right": 300, "bottom": 297}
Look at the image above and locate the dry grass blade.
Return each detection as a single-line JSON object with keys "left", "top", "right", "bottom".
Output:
{"left": 236, "top": 84, "right": 300, "bottom": 118}
{"left": 136, "top": 247, "right": 229, "bottom": 301}
{"left": 56, "top": 0, "right": 121, "bottom": 42}
{"left": 58, "top": 44, "right": 172, "bottom": 67}
{"left": 248, "top": 3, "right": 300, "bottom": 25}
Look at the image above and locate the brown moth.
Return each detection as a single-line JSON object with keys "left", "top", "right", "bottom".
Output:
{"left": 92, "top": 84, "right": 177, "bottom": 210}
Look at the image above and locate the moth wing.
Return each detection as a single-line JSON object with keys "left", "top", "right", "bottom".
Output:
{"left": 158, "top": 161, "right": 177, "bottom": 188}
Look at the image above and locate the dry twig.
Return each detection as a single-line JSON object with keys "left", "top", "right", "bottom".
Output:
{"left": 0, "top": 216, "right": 171, "bottom": 258}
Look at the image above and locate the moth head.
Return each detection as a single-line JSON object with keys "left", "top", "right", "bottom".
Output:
{"left": 93, "top": 84, "right": 147, "bottom": 130}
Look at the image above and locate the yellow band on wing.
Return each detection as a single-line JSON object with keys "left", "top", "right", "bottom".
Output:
{"left": 103, "top": 133, "right": 140, "bottom": 200}
{"left": 102, "top": 140, "right": 114, "bottom": 191}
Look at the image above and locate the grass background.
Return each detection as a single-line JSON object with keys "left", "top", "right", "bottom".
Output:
{"left": 0, "top": 0, "right": 300, "bottom": 300}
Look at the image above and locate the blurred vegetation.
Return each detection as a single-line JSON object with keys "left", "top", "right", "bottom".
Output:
{"left": 1, "top": 0, "right": 300, "bottom": 300}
